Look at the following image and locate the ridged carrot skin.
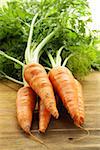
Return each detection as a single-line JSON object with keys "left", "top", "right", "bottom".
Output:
{"left": 49, "top": 66, "right": 78, "bottom": 120}
{"left": 39, "top": 99, "right": 51, "bottom": 133}
{"left": 74, "top": 79, "right": 85, "bottom": 126}
{"left": 16, "top": 86, "right": 36, "bottom": 133}
{"left": 24, "top": 63, "right": 59, "bottom": 119}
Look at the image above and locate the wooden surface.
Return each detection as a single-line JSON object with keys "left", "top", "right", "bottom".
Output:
{"left": 0, "top": 71, "right": 100, "bottom": 150}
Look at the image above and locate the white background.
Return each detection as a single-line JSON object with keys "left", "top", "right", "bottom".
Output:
{"left": 88, "top": 0, "right": 100, "bottom": 30}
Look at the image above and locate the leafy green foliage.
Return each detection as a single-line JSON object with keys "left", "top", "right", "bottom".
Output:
{"left": 91, "top": 33, "right": 100, "bottom": 71}
{"left": 66, "top": 44, "right": 96, "bottom": 78}
{"left": 92, "top": 51, "right": 100, "bottom": 71}
{"left": 0, "top": 0, "right": 33, "bottom": 80}
{"left": 29, "top": 0, "right": 92, "bottom": 45}
{"left": 0, "top": 0, "right": 98, "bottom": 81}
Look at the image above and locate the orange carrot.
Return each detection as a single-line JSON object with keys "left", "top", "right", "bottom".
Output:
{"left": 24, "top": 63, "right": 59, "bottom": 119}
{"left": 39, "top": 99, "right": 51, "bottom": 133}
{"left": 38, "top": 75, "right": 59, "bottom": 133}
{"left": 16, "top": 85, "right": 45, "bottom": 144}
{"left": 38, "top": 92, "right": 59, "bottom": 133}
{"left": 74, "top": 79, "right": 85, "bottom": 126}
{"left": 49, "top": 66, "right": 79, "bottom": 121}
{"left": 16, "top": 85, "right": 36, "bottom": 133}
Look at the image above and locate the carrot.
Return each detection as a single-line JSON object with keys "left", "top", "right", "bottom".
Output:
{"left": 38, "top": 74, "right": 59, "bottom": 133}
{"left": 74, "top": 79, "right": 85, "bottom": 126}
{"left": 16, "top": 85, "right": 45, "bottom": 145}
{"left": 16, "top": 85, "right": 36, "bottom": 133}
{"left": 39, "top": 99, "right": 51, "bottom": 133}
{"left": 24, "top": 63, "right": 59, "bottom": 119}
{"left": 47, "top": 49, "right": 85, "bottom": 128}
{"left": 49, "top": 66, "right": 79, "bottom": 121}
{"left": 38, "top": 92, "right": 59, "bottom": 133}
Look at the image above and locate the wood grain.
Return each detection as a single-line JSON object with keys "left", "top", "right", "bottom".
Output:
{"left": 0, "top": 72, "right": 100, "bottom": 150}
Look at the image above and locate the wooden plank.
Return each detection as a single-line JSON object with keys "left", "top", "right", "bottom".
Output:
{"left": 0, "top": 72, "right": 100, "bottom": 150}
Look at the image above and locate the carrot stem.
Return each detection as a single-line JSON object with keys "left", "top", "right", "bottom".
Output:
{"left": 5, "top": 75, "right": 24, "bottom": 85}
{"left": 32, "top": 28, "right": 58, "bottom": 63}
{"left": 47, "top": 51, "right": 56, "bottom": 68}
{"left": 45, "top": 67, "right": 51, "bottom": 71}
{"left": 0, "top": 50, "right": 24, "bottom": 67}
{"left": 62, "top": 53, "right": 74, "bottom": 67}
{"left": 56, "top": 46, "right": 64, "bottom": 66}
{"left": 0, "top": 50, "right": 25, "bottom": 85}
{"left": 25, "top": 13, "right": 38, "bottom": 64}
{"left": 0, "top": 71, "right": 24, "bottom": 85}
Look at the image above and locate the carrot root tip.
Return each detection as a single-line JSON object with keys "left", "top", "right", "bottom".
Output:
{"left": 24, "top": 126, "right": 30, "bottom": 134}
{"left": 53, "top": 111, "right": 59, "bottom": 119}
{"left": 74, "top": 115, "right": 84, "bottom": 127}
{"left": 29, "top": 131, "right": 49, "bottom": 148}
{"left": 29, "top": 131, "right": 44, "bottom": 144}
{"left": 39, "top": 128, "right": 46, "bottom": 133}
{"left": 71, "top": 126, "right": 89, "bottom": 142}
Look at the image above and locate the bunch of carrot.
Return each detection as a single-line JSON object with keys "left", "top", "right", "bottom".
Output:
{"left": 16, "top": 16, "right": 85, "bottom": 144}
{"left": 0, "top": 15, "right": 85, "bottom": 144}
{"left": 16, "top": 52, "right": 85, "bottom": 146}
{"left": 17, "top": 60, "right": 84, "bottom": 134}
